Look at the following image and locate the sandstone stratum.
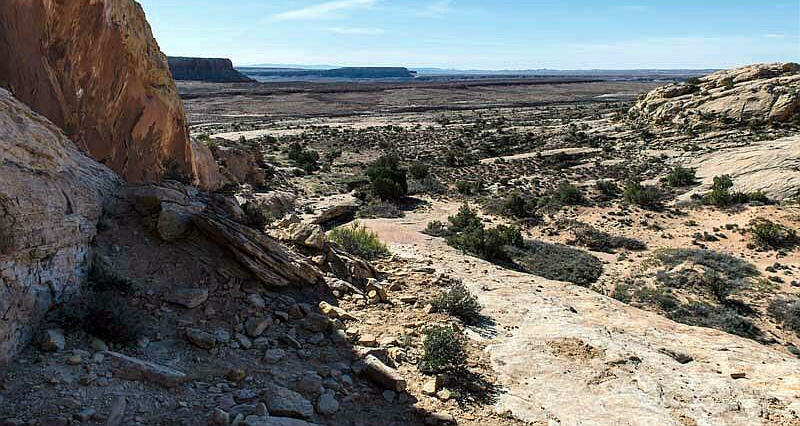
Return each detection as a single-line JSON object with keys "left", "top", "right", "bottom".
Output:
{"left": 168, "top": 57, "right": 255, "bottom": 83}
{"left": 0, "top": 0, "right": 216, "bottom": 186}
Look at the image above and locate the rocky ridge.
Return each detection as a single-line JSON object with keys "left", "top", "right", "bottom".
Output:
{"left": 630, "top": 62, "right": 800, "bottom": 129}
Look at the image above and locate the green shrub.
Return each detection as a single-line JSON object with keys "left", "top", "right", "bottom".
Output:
{"left": 329, "top": 223, "right": 389, "bottom": 260}
{"left": 420, "top": 326, "right": 468, "bottom": 375}
{"left": 570, "top": 223, "right": 647, "bottom": 253}
{"left": 287, "top": 142, "right": 321, "bottom": 173}
{"left": 241, "top": 201, "right": 275, "bottom": 231}
{"left": 596, "top": 180, "right": 620, "bottom": 198}
{"left": 705, "top": 175, "right": 734, "bottom": 207}
{"left": 768, "top": 298, "right": 800, "bottom": 335}
{"left": 448, "top": 203, "right": 483, "bottom": 233}
{"left": 424, "top": 220, "right": 449, "bottom": 237}
{"left": 498, "top": 191, "right": 541, "bottom": 221}
{"left": 555, "top": 182, "right": 585, "bottom": 205}
{"left": 455, "top": 180, "right": 483, "bottom": 196}
{"left": 358, "top": 200, "right": 403, "bottom": 219}
{"left": 667, "top": 302, "right": 761, "bottom": 339}
{"left": 409, "top": 175, "right": 447, "bottom": 195}
{"left": 664, "top": 166, "right": 696, "bottom": 187}
{"left": 366, "top": 155, "right": 408, "bottom": 201}
{"left": 447, "top": 223, "right": 523, "bottom": 261}
{"left": 722, "top": 77, "right": 735, "bottom": 90}
{"left": 749, "top": 218, "right": 799, "bottom": 249}
{"left": 655, "top": 248, "right": 759, "bottom": 280}
{"left": 443, "top": 204, "right": 523, "bottom": 261}
{"left": 431, "top": 283, "right": 482, "bottom": 324}
{"left": 508, "top": 241, "right": 603, "bottom": 287}
{"left": 654, "top": 248, "right": 759, "bottom": 302}
{"left": 623, "top": 181, "right": 664, "bottom": 210}
{"left": 409, "top": 162, "right": 430, "bottom": 180}
{"left": 162, "top": 158, "right": 191, "bottom": 184}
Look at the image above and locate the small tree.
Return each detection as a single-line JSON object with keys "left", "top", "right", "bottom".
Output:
{"left": 409, "top": 162, "right": 430, "bottom": 180}
{"left": 366, "top": 155, "right": 408, "bottom": 201}
{"left": 705, "top": 175, "right": 734, "bottom": 207}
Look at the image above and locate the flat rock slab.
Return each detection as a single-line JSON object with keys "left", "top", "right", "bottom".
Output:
{"left": 105, "top": 351, "right": 189, "bottom": 388}
{"left": 360, "top": 209, "right": 800, "bottom": 426}
{"left": 266, "top": 418, "right": 321, "bottom": 426}
{"left": 164, "top": 288, "right": 209, "bottom": 309}
{"left": 683, "top": 135, "right": 800, "bottom": 201}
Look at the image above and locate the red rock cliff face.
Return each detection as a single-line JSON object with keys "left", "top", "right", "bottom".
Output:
{"left": 0, "top": 0, "right": 197, "bottom": 183}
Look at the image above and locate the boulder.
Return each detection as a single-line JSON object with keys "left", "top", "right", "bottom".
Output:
{"left": 157, "top": 204, "right": 195, "bottom": 242}
{"left": 0, "top": 0, "right": 214, "bottom": 185}
{"left": 363, "top": 355, "right": 406, "bottom": 392}
{"left": 312, "top": 202, "right": 359, "bottom": 225}
{"left": 324, "top": 246, "right": 378, "bottom": 287}
{"left": 40, "top": 329, "right": 66, "bottom": 352}
{"left": 105, "top": 351, "right": 189, "bottom": 388}
{"left": 190, "top": 139, "right": 223, "bottom": 191}
{"left": 0, "top": 89, "right": 120, "bottom": 367}
{"left": 276, "top": 222, "right": 326, "bottom": 250}
{"left": 264, "top": 385, "right": 314, "bottom": 419}
{"left": 213, "top": 142, "right": 271, "bottom": 188}
{"left": 251, "top": 191, "right": 297, "bottom": 219}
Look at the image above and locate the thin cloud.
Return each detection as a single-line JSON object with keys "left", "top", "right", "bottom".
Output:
{"left": 272, "top": 0, "right": 378, "bottom": 21}
{"left": 328, "top": 26, "right": 385, "bottom": 35}
{"left": 420, "top": 0, "right": 454, "bottom": 18}
{"left": 619, "top": 5, "right": 649, "bottom": 12}
{"left": 763, "top": 33, "right": 786, "bottom": 39}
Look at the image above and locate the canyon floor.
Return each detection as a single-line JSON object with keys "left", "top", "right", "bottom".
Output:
{"left": 2, "top": 75, "right": 799, "bottom": 426}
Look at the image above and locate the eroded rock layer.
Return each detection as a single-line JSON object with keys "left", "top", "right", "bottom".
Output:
{"left": 0, "top": 89, "right": 121, "bottom": 367}
{"left": 0, "top": 0, "right": 196, "bottom": 183}
{"left": 168, "top": 57, "right": 254, "bottom": 83}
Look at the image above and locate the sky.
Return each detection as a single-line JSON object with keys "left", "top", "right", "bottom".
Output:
{"left": 138, "top": 0, "right": 800, "bottom": 70}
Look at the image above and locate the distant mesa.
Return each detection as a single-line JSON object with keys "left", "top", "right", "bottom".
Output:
{"left": 239, "top": 66, "right": 417, "bottom": 80}
{"left": 168, "top": 57, "right": 254, "bottom": 83}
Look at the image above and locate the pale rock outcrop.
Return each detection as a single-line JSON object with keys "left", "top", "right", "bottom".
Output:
{"left": 681, "top": 134, "right": 800, "bottom": 201}
{"left": 0, "top": 88, "right": 121, "bottom": 367}
{"left": 630, "top": 63, "right": 800, "bottom": 128}
{"left": 212, "top": 139, "right": 272, "bottom": 188}
{"left": 0, "top": 0, "right": 217, "bottom": 187}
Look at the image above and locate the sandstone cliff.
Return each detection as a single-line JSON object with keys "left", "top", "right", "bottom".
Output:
{"left": 630, "top": 63, "right": 800, "bottom": 129}
{"left": 168, "top": 57, "right": 254, "bottom": 83}
{"left": 0, "top": 0, "right": 215, "bottom": 186}
{"left": 0, "top": 89, "right": 121, "bottom": 367}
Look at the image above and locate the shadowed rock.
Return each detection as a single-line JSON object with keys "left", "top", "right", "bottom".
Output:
{"left": 0, "top": 88, "right": 121, "bottom": 367}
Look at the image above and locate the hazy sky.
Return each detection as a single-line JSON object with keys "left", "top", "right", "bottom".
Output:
{"left": 138, "top": 0, "right": 800, "bottom": 69}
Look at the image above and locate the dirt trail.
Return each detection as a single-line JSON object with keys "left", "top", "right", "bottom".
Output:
{"left": 359, "top": 200, "right": 800, "bottom": 426}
